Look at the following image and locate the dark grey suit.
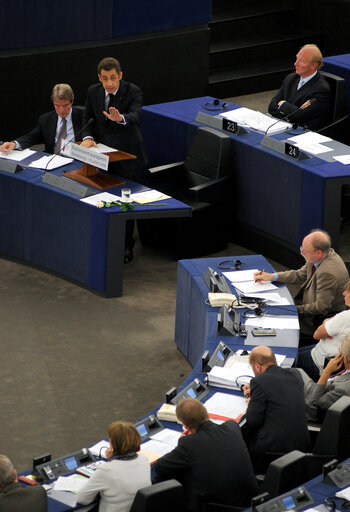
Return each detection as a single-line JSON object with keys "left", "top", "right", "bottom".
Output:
{"left": 268, "top": 71, "right": 331, "bottom": 130}
{"left": 241, "top": 365, "right": 311, "bottom": 472}
{"left": 16, "top": 106, "right": 84, "bottom": 154}
{"left": 82, "top": 80, "right": 148, "bottom": 181}
{"left": 0, "top": 482, "right": 47, "bottom": 512}
{"left": 298, "top": 368, "right": 350, "bottom": 422}
{"left": 154, "top": 420, "right": 259, "bottom": 512}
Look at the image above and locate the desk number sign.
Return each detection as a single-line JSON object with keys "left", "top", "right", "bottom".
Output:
{"left": 222, "top": 118, "right": 239, "bottom": 135}
{"left": 285, "top": 142, "right": 300, "bottom": 160}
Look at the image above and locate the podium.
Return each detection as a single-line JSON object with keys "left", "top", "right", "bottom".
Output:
{"left": 63, "top": 144, "right": 137, "bottom": 190}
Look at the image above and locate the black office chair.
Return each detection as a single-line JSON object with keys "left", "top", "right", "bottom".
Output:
{"left": 318, "top": 71, "right": 349, "bottom": 144}
{"left": 260, "top": 451, "right": 310, "bottom": 499}
{"left": 129, "top": 479, "right": 185, "bottom": 512}
{"left": 138, "top": 125, "right": 233, "bottom": 259}
{"left": 312, "top": 395, "right": 350, "bottom": 459}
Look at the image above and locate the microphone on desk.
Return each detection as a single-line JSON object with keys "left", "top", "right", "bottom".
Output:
{"left": 264, "top": 98, "right": 316, "bottom": 137}
{"left": 43, "top": 118, "right": 94, "bottom": 172}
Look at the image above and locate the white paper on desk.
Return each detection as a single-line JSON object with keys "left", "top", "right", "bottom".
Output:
{"left": 244, "top": 291, "right": 290, "bottom": 305}
{"left": 220, "top": 107, "right": 291, "bottom": 134}
{"left": 88, "top": 143, "right": 118, "bottom": 153}
{"left": 225, "top": 353, "right": 286, "bottom": 367}
{"left": 47, "top": 489, "right": 78, "bottom": 507}
{"left": 141, "top": 439, "right": 176, "bottom": 457}
{"left": 28, "top": 154, "right": 73, "bottom": 170}
{"left": 54, "top": 474, "right": 88, "bottom": 492}
{"left": 294, "top": 142, "right": 333, "bottom": 154}
{"left": 333, "top": 154, "right": 350, "bottom": 165}
{"left": 336, "top": 486, "right": 350, "bottom": 500}
{"left": 131, "top": 189, "right": 170, "bottom": 204}
{"left": 89, "top": 439, "right": 109, "bottom": 458}
{"left": 204, "top": 392, "right": 247, "bottom": 419}
{"left": 0, "top": 148, "right": 36, "bottom": 161}
{"left": 80, "top": 192, "right": 121, "bottom": 206}
{"left": 223, "top": 269, "right": 259, "bottom": 282}
{"left": 233, "top": 280, "right": 277, "bottom": 294}
{"left": 245, "top": 315, "right": 300, "bottom": 330}
{"left": 288, "top": 132, "right": 332, "bottom": 144}
{"left": 150, "top": 428, "right": 181, "bottom": 447}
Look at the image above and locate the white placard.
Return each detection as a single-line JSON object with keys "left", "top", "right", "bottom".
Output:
{"left": 64, "top": 143, "right": 109, "bottom": 171}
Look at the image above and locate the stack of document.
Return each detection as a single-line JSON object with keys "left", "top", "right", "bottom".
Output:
{"left": 204, "top": 392, "right": 247, "bottom": 422}
{"left": 219, "top": 107, "right": 291, "bottom": 134}
{"left": 207, "top": 353, "right": 286, "bottom": 390}
{"left": 207, "top": 363, "right": 254, "bottom": 390}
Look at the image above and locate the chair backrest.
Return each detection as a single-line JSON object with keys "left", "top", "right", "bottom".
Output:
{"left": 320, "top": 71, "right": 348, "bottom": 123}
{"left": 313, "top": 396, "right": 350, "bottom": 461}
{"left": 129, "top": 479, "right": 185, "bottom": 512}
{"left": 184, "top": 126, "right": 232, "bottom": 180}
{"left": 261, "top": 451, "right": 309, "bottom": 499}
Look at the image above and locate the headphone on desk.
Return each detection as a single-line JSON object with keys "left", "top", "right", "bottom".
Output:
{"left": 217, "top": 259, "right": 243, "bottom": 270}
{"left": 203, "top": 99, "right": 228, "bottom": 111}
{"left": 325, "top": 496, "right": 350, "bottom": 509}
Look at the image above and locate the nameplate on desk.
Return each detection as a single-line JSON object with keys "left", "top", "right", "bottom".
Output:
{"left": 195, "top": 111, "right": 247, "bottom": 136}
{"left": 285, "top": 143, "right": 300, "bottom": 160}
{"left": 260, "top": 136, "right": 310, "bottom": 161}
{"left": 64, "top": 143, "right": 109, "bottom": 170}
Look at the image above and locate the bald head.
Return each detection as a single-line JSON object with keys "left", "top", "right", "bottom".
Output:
{"left": 176, "top": 398, "right": 209, "bottom": 430}
{"left": 249, "top": 346, "right": 276, "bottom": 376}
{"left": 308, "top": 230, "right": 331, "bottom": 253}
{"left": 300, "top": 230, "right": 331, "bottom": 263}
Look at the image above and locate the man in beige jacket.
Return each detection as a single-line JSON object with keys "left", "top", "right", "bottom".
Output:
{"left": 254, "top": 230, "right": 348, "bottom": 336}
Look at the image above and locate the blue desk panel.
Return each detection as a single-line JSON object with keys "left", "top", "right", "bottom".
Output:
{"left": 175, "top": 255, "right": 299, "bottom": 366}
{"left": 0, "top": 153, "right": 191, "bottom": 297}
{"left": 141, "top": 96, "right": 350, "bottom": 252}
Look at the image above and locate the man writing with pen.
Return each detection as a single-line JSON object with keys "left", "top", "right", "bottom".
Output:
{"left": 253, "top": 230, "right": 348, "bottom": 337}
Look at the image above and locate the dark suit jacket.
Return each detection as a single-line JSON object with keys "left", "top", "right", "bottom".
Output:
{"left": 154, "top": 420, "right": 259, "bottom": 512}
{"left": 0, "top": 482, "right": 47, "bottom": 512}
{"left": 16, "top": 106, "right": 84, "bottom": 155}
{"left": 241, "top": 365, "right": 311, "bottom": 473}
{"left": 268, "top": 71, "right": 331, "bottom": 130}
{"left": 82, "top": 80, "right": 148, "bottom": 180}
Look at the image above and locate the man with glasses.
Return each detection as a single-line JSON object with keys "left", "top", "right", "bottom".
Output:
{"left": 254, "top": 230, "right": 348, "bottom": 336}
{"left": 240, "top": 346, "right": 310, "bottom": 473}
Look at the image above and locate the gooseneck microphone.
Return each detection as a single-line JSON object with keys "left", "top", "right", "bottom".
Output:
{"left": 264, "top": 98, "right": 316, "bottom": 137}
{"left": 43, "top": 117, "right": 94, "bottom": 172}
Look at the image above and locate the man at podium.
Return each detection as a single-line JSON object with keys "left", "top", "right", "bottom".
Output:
{"left": 80, "top": 56, "right": 148, "bottom": 183}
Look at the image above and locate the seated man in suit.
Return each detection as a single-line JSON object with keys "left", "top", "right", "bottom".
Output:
{"left": 0, "top": 83, "right": 83, "bottom": 155}
{"left": 254, "top": 230, "right": 349, "bottom": 337}
{"left": 241, "top": 346, "right": 310, "bottom": 473}
{"left": 268, "top": 44, "right": 331, "bottom": 131}
{"left": 154, "top": 398, "right": 259, "bottom": 512}
{"left": 0, "top": 454, "right": 47, "bottom": 512}
{"left": 298, "top": 335, "right": 350, "bottom": 423}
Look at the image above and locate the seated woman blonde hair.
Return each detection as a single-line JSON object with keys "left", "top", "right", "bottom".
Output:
{"left": 77, "top": 421, "right": 151, "bottom": 512}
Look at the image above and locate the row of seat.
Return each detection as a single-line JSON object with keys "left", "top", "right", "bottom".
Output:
{"left": 129, "top": 395, "right": 350, "bottom": 511}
